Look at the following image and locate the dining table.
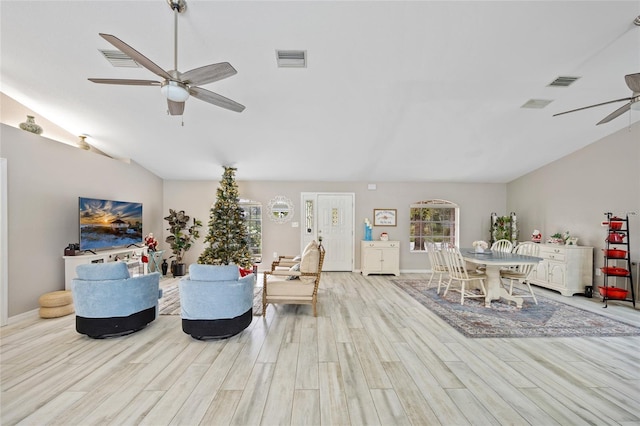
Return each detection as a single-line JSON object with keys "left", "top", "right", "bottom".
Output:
{"left": 460, "top": 248, "right": 543, "bottom": 308}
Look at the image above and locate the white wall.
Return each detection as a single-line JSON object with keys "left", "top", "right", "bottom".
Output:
{"left": 163, "top": 177, "right": 507, "bottom": 271}
{"left": 1, "top": 124, "right": 164, "bottom": 317}
{"left": 508, "top": 122, "right": 639, "bottom": 299}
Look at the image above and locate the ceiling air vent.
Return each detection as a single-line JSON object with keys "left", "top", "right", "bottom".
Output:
{"left": 99, "top": 49, "right": 141, "bottom": 68}
{"left": 521, "top": 99, "right": 553, "bottom": 109}
{"left": 276, "top": 50, "right": 307, "bottom": 68}
{"left": 548, "top": 76, "right": 580, "bottom": 87}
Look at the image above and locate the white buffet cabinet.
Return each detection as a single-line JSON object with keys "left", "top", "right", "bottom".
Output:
{"left": 361, "top": 241, "right": 400, "bottom": 276}
{"left": 63, "top": 246, "right": 148, "bottom": 290}
{"left": 529, "top": 243, "right": 593, "bottom": 296}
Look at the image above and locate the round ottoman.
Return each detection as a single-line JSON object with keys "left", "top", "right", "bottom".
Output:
{"left": 38, "top": 290, "right": 74, "bottom": 318}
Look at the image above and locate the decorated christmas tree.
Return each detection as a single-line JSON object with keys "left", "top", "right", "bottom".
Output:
{"left": 198, "top": 166, "right": 253, "bottom": 268}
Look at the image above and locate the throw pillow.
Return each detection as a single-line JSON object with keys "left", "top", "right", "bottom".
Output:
{"left": 287, "top": 263, "right": 301, "bottom": 280}
{"left": 299, "top": 240, "right": 319, "bottom": 283}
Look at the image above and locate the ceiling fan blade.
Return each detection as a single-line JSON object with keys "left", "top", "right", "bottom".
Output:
{"left": 167, "top": 100, "right": 186, "bottom": 116}
{"left": 99, "top": 33, "right": 173, "bottom": 81}
{"left": 189, "top": 86, "right": 245, "bottom": 113}
{"left": 180, "top": 62, "right": 237, "bottom": 86}
{"left": 597, "top": 102, "right": 631, "bottom": 125}
{"left": 624, "top": 73, "right": 640, "bottom": 93}
{"left": 88, "top": 78, "right": 161, "bottom": 86}
{"left": 552, "top": 97, "right": 632, "bottom": 117}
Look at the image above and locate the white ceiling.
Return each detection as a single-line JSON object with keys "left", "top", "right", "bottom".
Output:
{"left": 1, "top": 1, "right": 639, "bottom": 182}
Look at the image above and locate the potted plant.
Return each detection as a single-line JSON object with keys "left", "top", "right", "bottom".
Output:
{"left": 164, "top": 209, "right": 202, "bottom": 276}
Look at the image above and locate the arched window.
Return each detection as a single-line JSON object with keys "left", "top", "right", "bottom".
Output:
{"left": 409, "top": 199, "right": 459, "bottom": 252}
{"left": 239, "top": 200, "right": 262, "bottom": 263}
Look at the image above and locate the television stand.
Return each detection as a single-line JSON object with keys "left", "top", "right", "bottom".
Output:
{"left": 63, "top": 246, "right": 148, "bottom": 290}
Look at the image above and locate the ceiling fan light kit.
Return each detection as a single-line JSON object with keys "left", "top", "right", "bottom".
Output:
{"left": 88, "top": 0, "right": 244, "bottom": 116}
{"left": 161, "top": 81, "right": 190, "bottom": 102}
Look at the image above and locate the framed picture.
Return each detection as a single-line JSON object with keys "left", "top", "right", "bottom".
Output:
{"left": 373, "top": 209, "right": 397, "bottom": 226}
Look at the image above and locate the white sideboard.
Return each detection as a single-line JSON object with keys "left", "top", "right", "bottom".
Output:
{"left": 63, "top": 246, "right": 148, "bottom": 290}
{"left": 361, "top": 241, "right": 400, "bottom": 276}
{"left": 529, "top": 244, "right": 593, "bottom": 296}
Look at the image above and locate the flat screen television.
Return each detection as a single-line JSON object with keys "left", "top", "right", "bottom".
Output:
{"left": 79, "top": 197, "right": 143, "bottom": 251}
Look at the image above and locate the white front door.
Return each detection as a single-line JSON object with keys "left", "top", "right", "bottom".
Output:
{"left": 301, "top": 193, "right": 354, "bottom": 271}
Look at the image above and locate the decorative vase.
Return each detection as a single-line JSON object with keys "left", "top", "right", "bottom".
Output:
{"left": 475, "top": 246, "right": 484, "bottom": 253}
{"left": 19, "top": 115, "right": 43, "bottom": 135}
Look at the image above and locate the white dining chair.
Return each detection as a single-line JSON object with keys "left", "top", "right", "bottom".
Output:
{"left": 426, "top": 242, "right": 449, "bottom": 294}
{"left": 491, "top": 239, "right": 514, "bottom": 253}
{"left": 475, "top": 239, "right": 514, "bottom": 273}
{"left": 442, "top": 246, "right": 487, "bottom": 305}
{"left": 500, "top": 242, "right": 539, "bottom": 304}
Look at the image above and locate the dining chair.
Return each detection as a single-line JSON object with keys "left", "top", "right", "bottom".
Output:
{"left": 491, "top": 239, "right": 514, "bottom": 253}
{"left": 475, "top": 239, "right": 514, "bottom": 273}
{"left": 442, "top": 246, "right": 487, "bottom": 305}
{"left": 500, "top": 242, "right": 540, "bottom": 304}
{"left": 426, "top": 242, "right": 449, "bottom": 294}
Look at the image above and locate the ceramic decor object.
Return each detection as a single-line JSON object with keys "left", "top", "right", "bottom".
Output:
{"left": 19, "top": 115, "right": 43, "bottom": 134}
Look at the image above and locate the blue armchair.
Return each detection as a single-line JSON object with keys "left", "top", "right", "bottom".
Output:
{"left": 179, "top": 264, "right": 254, "bottom": 340}
{"left": 72, "top": 262, "right": 161, "bottom": 338}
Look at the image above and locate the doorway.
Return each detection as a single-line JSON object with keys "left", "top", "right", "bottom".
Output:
{"left": 301, "top": 193, "right": 354, "bottom": 271}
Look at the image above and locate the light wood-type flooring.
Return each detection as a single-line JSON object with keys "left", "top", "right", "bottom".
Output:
{"left": 2, "top": 272, "right": 639, "bottom": 425}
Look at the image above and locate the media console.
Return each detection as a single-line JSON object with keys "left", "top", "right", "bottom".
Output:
{"left": 63, "top": 246, "right": 148, "bottom": 290}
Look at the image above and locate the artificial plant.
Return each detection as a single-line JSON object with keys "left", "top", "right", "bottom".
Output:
{"left": 164, "top": 209, "right": 202, "bottom": 264}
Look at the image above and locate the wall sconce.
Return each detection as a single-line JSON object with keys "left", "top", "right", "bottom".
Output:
{"left": 77, "top": 135, "right": 91, "bottom": 150}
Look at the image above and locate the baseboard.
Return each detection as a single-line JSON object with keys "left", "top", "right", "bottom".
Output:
{"left": 7, "top": 308, "right": 39, "bottom": 325}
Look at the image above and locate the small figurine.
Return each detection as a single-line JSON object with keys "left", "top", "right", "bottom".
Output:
{"left": 144, "top": 233, "right": 158, "bottom": 251}
{"left": 531, "top": 229, "right": 542, "bottom": 243}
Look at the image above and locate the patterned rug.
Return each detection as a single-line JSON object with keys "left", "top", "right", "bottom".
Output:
{"left": 392, "top": 279, "right": 640, "bottom": 338}
{"left": 159, "top": 284, "right": 264, "bottom": 316}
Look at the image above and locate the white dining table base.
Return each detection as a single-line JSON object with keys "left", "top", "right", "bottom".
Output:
{"left": 483, "top": 265, "right": 523, "bottom": 308}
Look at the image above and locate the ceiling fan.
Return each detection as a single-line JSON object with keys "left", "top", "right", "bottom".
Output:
{"left": 553, "top": 73, "right": 640, "bottom": 125}
{"left": 88, "top": 0, "right": 244, "bottom": 116}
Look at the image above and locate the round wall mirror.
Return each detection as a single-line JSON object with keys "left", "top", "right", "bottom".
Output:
{"left": 268, "top": 196, "right": 294, "bottom": 224}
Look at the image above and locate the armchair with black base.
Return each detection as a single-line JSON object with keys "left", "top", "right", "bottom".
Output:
{"left": 179, "top": 264, "right": 255, "bottom": 339}
{"left": 72, "top": 262, "right": 161, "bottom": 338}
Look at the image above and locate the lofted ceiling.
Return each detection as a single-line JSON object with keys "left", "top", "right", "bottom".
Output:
{"left": 1, "top": 1, "right": 639, "bottom": 183}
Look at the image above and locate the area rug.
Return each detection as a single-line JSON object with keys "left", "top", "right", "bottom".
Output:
{"left": 159, "top": 284, "right": 264, "bottom": 316}
{"left": 392, "top": 279, "right": 640, "bottom": 338}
